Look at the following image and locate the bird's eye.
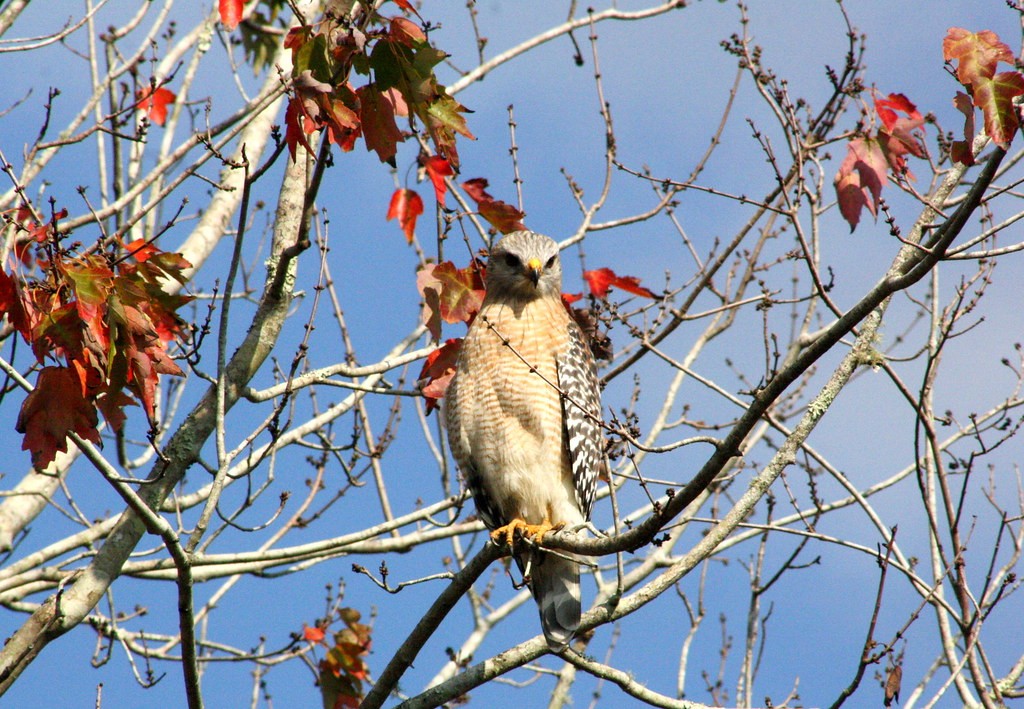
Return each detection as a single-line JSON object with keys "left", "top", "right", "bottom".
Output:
{"left": 545, "top": 255, "right": 557, "bottom": 269}
{"left": 502, "top": 253, "right": 521, "bottom": 269}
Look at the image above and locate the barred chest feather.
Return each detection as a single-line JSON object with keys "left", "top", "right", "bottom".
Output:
{"left": 447, "top": 296, "right": 583, "bottom": 529}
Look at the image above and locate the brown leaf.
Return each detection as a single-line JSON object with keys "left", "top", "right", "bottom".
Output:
{"left": 357, "top": 84, "right": 403, "bottom": 166}
{"left": 951, "top": 91, "right": 976, "bottom": 165}
{"left": 566, "top": 304, "right": 613, "bottom": 362}
{"left": 461, "top": 178, "right": 525, "bottom": 233}
{"left": 884, "top": 663, "right": 902, "bottom": 707}
{"left": 16, "top": 366, "right": 101, "bottom": 470}
{"left": 418, "top": 339, "right": 461, "bottom": 414}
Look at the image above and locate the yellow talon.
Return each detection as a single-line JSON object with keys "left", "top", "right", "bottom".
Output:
{"left": 490, "top": 518, "right": 564, "bottom": 547}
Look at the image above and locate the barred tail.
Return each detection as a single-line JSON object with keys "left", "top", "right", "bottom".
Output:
{"left": 523, "top": 551, "right": 580, "bottom": 651}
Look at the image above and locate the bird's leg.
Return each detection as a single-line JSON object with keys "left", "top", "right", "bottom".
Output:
{"left": 490, "top": 518, "right": 565, "bottom": 547}
{"left": 490, "top": 519, "right": 529, "bottom": 547}
{"left": 524, "top": 519, "right": 563, "bottom": 543}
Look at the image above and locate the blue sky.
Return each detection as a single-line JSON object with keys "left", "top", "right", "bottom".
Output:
{"left": 2, "top": 1, "right": 1023, "bottom": 708}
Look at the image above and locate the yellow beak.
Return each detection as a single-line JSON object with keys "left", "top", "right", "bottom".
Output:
{"left": 526, "top": 257, "right": 542, "bottom": 285}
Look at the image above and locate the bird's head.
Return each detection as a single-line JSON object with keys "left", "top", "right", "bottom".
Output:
{"left": 484, "top": 230, "right": 562, "bottom": 301}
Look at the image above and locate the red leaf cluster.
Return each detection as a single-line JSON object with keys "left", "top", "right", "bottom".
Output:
{"left": 307, "top": 608, "right": 373, "bottom": 709}
{"left": 461, "top": 178, "right": 526, "bottom": 233}
{"left": 875, "top": 93, "right": 927, "bottom": 174}
{"left": 833, "top": 28, "right": 1024, "bottom": 231}
{"left": 415, "top": 258, "right": 486, "bottom": 412}
{"left": 834, "top": 92, "right": 927, "bottom": 232}
{"left": 283, "top": 11, "right": 473, "bottom": 167}
{"left": 2, "top": 219, "right": 192, "bottom": 469}
{"left": 943, "top": 27, "right": 1024, "bottom": 159}
{"left": 15, "top": 366, "right": 101, "bottom": 468}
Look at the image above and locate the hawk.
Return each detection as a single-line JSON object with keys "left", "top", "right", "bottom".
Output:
{"left": 445, "top": 230, "right": 604, "bottom": 651}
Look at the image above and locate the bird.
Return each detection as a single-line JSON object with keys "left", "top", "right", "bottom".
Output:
{"left": 445, "top": 230, "right": 605, "bottom": 651}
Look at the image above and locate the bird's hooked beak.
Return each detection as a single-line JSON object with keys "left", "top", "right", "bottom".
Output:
{"left": 526, "top": 257, "right": 543, "bottom": 286}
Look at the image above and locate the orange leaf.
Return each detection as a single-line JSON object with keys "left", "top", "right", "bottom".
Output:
{"left": 136, "top": 87, "right": 176, "bottom": 126}
{"left": 303, "top": 624, "right": 326, "bottom": 643}
{"left": 416, "top": 260, "right": 486, "bottom": 340}
{"left": 389, "top": 17, "right": 426, "bottom": 46}
{"left": 219, "top": 0, "right": 243, "bottom": 30}
{"left": 583, "top": 267, "right": 656, "bottom": 299}
{"left": 386, "top": 189, "right": 423, "bottom": 243}
{"left": 943, "top": 28, "right": 1014, "bottom": 87}
{"left": 417, "top": 261, "right": 485, "bottom": 329}
{"left": 122, "top": 238, "right": 160, "bottom": 262}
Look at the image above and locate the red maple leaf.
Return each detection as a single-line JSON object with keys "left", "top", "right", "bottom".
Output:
{"left": 63, "top": 255, "right": 115, "bottom": 351}
{"left": 104, "top": 299, "right": 184, "bottom": 422}
{"left": 136, "top": 86, "right": 176, "bottom": 126}
{"left": 386, "top": 189, "right": 423, "bottom": 243}
{"left": 0, "top": 268, "right": 32, "bottom": 339}
{"left": 357, "top": 85, "right": 403, "bottom": 166}
{"left": 95, "top": 388, "right": 135, "bottom": 433}
{"left": 422, "top": 155, "right": 454, "bottom": 205}
{"left": 461, "top": 178, "right": 526, "bottom": 233}
{"left": 285, "top": 96, "right": 315, "bottom": 161}
{"left": 583, "top": 267, "right": 656, "bottom": 299}
{"left": 323, "top": 86, "right": 361, "bottom": 152}
{"left": 15, "top": 366, "right": 102, "bottom": 470}
{"left": 219, "top": 0, "right": 243, "bottom": 30}
{"left": 834, "top": 136, "right": 888, "bottom": 232}
{"left": 943, "top": 28, "right": 1024, "bottom": 148}
{"left": 418, "top": 339, "right": 461, "bottom": 413}
{"left": 971, "top": 71, "right": 1024, "bottom": 147}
